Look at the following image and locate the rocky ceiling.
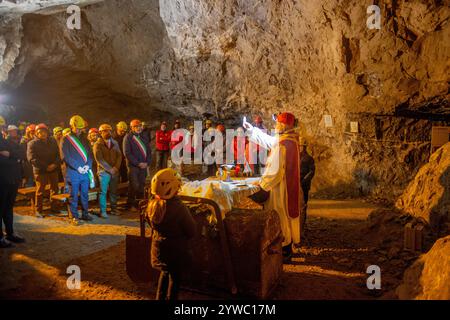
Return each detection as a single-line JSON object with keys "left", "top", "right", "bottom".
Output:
{"left": 0, "top": 0, "right": 449, "bottom": 199}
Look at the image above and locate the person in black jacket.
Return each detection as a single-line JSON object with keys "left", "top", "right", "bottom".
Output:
{"left": 27, "top": 123, "right": 61, "bottom": 218}
{"left": 145, "top": 168, "right": 196, "bottom": 300}
{"left": 0, "top": 130, "right": 26, "bottom": 248}
{"left": 300, "top": 138, "right": 315, "bottom": 225}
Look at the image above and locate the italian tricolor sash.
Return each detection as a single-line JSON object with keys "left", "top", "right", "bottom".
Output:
{"left": 133, "top": 135, "right": 147, "bottom": 158}
{"left": 66, "top": 134, "right": 89, "bottom": 163}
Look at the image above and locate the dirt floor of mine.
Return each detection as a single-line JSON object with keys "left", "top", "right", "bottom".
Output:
{"left": 0, "top": 196, "right": 405, "bottom": 300}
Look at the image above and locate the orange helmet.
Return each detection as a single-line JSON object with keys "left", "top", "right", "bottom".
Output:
{"left": 99, "top": 124, "right": 112, "bottom": 132}
{"left": 88, "top": 128, "right": 99, "bottom": 134}
{"left": 254, "top": 116, "right": 263, "bottom": 124}
{"left": 216, "top": 124, "right": 225, "bottom": 132}
{"left": 35, "top": 123, "right": 49, "bottom": 132}
{"left": 130, "top": 119, "right": 142, "bottom": 127}
{"left": 26, "top": 124, "right": 36, "bottom": 133}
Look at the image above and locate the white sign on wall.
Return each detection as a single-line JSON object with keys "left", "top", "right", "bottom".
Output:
{"left": 350, "top": 121, "right": 359, "bottom": 133}
{"left": 324, "top": 115, "right": 333, "bottom": 128}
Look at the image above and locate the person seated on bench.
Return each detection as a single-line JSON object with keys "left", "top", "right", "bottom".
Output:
{"left": 93, "top": 124, "right": 122, "bottom": 218}
{"left": 27, "top": 123, "right": 61, "bottom": 218}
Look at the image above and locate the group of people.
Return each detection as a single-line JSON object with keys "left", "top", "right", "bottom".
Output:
{"left": 1, "top": 112, "right": 316, "bottom": 293}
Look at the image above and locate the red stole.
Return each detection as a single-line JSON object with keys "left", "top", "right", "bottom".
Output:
{"left": 280, "top": 137, "right": 300, "bottom": 219}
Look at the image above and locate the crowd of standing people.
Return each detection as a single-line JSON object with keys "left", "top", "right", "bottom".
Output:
{"left": 0, "top": 114, "right": 315, "bottom": 253}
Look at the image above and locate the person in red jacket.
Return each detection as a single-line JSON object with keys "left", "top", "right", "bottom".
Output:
{"left": 155, "top": 121, "right": 171, "bottom": 171}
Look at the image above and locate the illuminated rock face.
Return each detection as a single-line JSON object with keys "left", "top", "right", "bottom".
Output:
{"left": 396, "top": 235, "right": 450, "bottom": 300}
{"left": 0, "top": 0, "right": 449, "bottom": 199}
{"left": 396, "top": 142, "right": 450, "bottom": 229}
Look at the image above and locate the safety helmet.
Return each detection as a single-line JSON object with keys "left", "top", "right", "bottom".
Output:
{"left": 88, "top": 128, "right": 99, "bottom": 135}
{"left": 69, "top": 115, "right": 86, "bottom": 129}
{"left": 0, "top": 116, "right": 5, "bottom": 126}
{"left": 53, "top": 126, "right": 63, "bottom": 135}
{"left": 116, "top": 121, "right": 128, "bottom": 131}
{"left": 99, "top": 124, "right": 112, "bottom": 132}
{"left": 205, "top": 119, "right": 213, "bottom": 125}
{"left": 63, "top": 128, "right": 71, "bottom": 136}
{"left": 130, "top": 119, "right": 142, "bottom": 127}
{"left": 189, "top": 125, "right": 195, "bottom": 130}
{"left": 18, "top": 124, "right": 25, "bottom": 131}
{"left": 254, "top": 116, "right": 263, "bottom": 124}
{"left": 216, "top": 124, "right": 225, "bottom": 132}
{"left": 26, "top": 124, "right": 36, "bottom": 133}
{"left": 151, "top": 168, "right": 182, "bottom": 200}
{"left": 35, "top": 123, "right": 49, "bottom": 132}
{"left": 7, "top": 125, "right": 18, "bottom": 131}
{"left": 276, "top": 112, "right": 295, "bottom": 127}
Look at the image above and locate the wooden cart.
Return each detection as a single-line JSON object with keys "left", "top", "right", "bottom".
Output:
{"left": 126, "top": 195, "right": 283, "bottom": 299}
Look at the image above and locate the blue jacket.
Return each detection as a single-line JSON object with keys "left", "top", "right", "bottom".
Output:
{"left": 62, "top": 133, "right": 93, "bottom": 172}
{"left": 123, "top": 132, "right": 152, "bottom": 168}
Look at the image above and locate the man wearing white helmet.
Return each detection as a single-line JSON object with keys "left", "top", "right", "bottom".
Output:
{"left": 6, "top": 125, "right": 21, "bottom": 145}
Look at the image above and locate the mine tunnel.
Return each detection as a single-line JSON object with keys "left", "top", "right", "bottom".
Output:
{"left": 0, "top": 0, "right": 449, "bottom": 302}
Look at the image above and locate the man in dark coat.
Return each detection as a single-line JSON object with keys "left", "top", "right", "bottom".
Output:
{"left": 0, "top": 129, "right": 26, "bottom": 248}
{"left": 300, "top": 138, "right": 315, "bottom": 225}
{"left": 27, "top": 123, "right": 61, "bottom": 217}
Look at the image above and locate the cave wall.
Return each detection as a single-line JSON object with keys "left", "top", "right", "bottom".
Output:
{"left": 0, "top": 0, "right": 449, "bottom": 200}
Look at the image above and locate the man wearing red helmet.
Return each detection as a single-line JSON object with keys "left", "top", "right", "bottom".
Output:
{"left": 27, "top": 123, "right": 61, "bottom": 218}
{"left": 244, "top": 112, "right": 304, "bottom": 262}
{"left": 123, "top": 119, "right": 152, "bottom": 211}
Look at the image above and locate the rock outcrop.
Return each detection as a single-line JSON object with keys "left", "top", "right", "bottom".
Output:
{"left": 396, "top": 235, "right": 450, "bottom": 300}
{"left": 396, "top": 142, "right": 450, "bottom": 229}
{"left": 0, "top": 0, "right": 449, "bottom": 199}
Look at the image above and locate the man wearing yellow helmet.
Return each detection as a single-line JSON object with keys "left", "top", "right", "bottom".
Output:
{"left": 62, "top": 115, "right": 94, "bottom": 225}
{"left": 145, "top": 168, "right": 196, "bottom": 300}
{"left": 93, "top": 124, "right": 122, "bottom": 218}
{"left": 113, "top": 121, "right": 128, "bottom": 183}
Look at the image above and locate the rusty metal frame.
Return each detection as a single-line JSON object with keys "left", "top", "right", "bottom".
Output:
{"left": 178, "top": 195, "right": 238, "bottom": 295}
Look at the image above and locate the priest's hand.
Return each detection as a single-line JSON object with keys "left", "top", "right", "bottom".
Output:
{"left": 242, "top": 116, "right": 254, "bottom": 131}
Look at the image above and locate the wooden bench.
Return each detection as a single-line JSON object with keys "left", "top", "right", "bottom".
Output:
{"left": 51, "top": 189, "right": 100, "bottom": 213}
{"left": 117, "top": 182, "right": 129, "bottom": 195}
{"left": 18, "top": 182, "right": 65, "bottom": 211}
{"left": 51, "top": 182, "right": 129, "bottom": 212}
